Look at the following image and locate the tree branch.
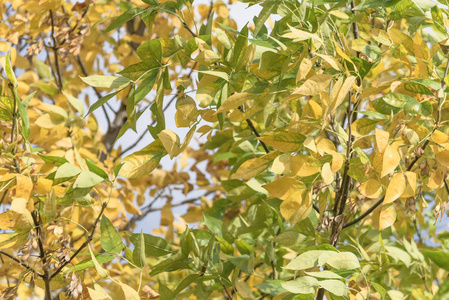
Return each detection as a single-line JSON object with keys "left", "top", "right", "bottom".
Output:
{"left": 0, "top": 250, "right": 44, "bottom": 278}
{"left": 49, "top": 10, "right": 63, "bottom": 93}
{"left": 50, "top": 202, "right": 108, "bottom": 280}
{"left": 246, "top": 118, "right": 270, "bottom": 154}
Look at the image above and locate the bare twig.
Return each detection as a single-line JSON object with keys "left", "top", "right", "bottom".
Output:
{"left": 245, "top": 118, "right": 270, "bottom": 154}
{"left": 0, "top": 250, "right": 44, "bottom": 278}
{"left": 50, "top": 202, "right": 108, "bottom": 279}
{"left": 31, "top": 211, "right": 51, "bottom": 300}
{"left": 49, "top": 10, "right": 63, "bottom": 93}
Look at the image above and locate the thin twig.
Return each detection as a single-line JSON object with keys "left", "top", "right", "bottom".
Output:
{"left": 50, "top": 202, "right": 108, "bottom": 279}
{"left": 246, "top": 118, "right": 270, "bottom": 154}
{"left": 0, "top": 250, "right": 44, "bottom": 277}
{"left": 182, "top": 21, "right": 197, "bottom": 38}
{"left": 31, "top": 211, "right": 51, "bottom": 300}
{"left": 49, "top": 10, "right": 63, "bottom": 93}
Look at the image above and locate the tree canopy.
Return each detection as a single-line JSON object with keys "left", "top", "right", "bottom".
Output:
{"left": 1, "top": 0, "right": 449, "bottom": 299}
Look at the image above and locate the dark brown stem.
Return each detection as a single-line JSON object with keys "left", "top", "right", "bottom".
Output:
{"left": 49, "top": 10, "right": 63, "bottom": 93}
{"left": 246, "top": 118, "right": 270, "bottom": 154}
{"left": 0, "top": 250, "right": 43, "bottom": 277}
{"left": 182, "top": 21, "right": 197, "bottom": 38}
{"left": 50, "top": 202, "right": 108, "bottom": 279}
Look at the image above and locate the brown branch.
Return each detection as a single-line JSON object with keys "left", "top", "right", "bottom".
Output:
{"left": 343, "top": 197, "right": 384, "bottom": 228}
{"left": 182, "top": 21, "right": 197, "bottom": 38}
{"left": 245, "top": 118, "right": 270, "bottom": 154}
{"left": 50, "top": 202, "right": 108, "bottom": 280}
{"left": 0, "top": 250, "right": 44, "bottom": 278}
{"left": 49, "top": 10, "right": 63, "bottom": 93}
{"left": 31, "top": 211, "right": 51, "bottom": 300}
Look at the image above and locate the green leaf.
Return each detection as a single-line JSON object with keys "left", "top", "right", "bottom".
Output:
{"left": 119, "top": 62, "right": 155, "bottom": 80}
{"left": 88, "top": 245, "right": 108, "bottom": 277}
{"left": 319, "top": 279, "right": 347, "bottom": 297}
{"left": 80, "top": 75, "right": 132, "bottom": 89}
{"left": 127, "top": 86, "right": 137, "bottom": 132}
{"left": 423, "top": 249, "right": 449, "bottom": 271}
{"left": 105, "top": 7, "right": 145, "bottom": 33}
{"left": 85, "top": 90, "right": 120, "bottom": 116}
{"left": 132, "top": 230, "right": 146, "bottom": 268}
{"left": 174, "top": 274, "right": 200, "bottom": 295}
{"left": 137, "top": 39, "right": 162, "bottom": 65}
{"left": 70, "top": 253, "right": 114, "bottom": 273}
{"left": 253, "top": 1, "right": 276, "bottom": 37}
{"left": 371, "top": 282, "right": 387, "bottom": 299}
{"left": 284, "top": 250, "right": 336, "bottom": 270}
{"left": 404, "top": 81, "right": 434, "bottom": 95}
{"left": 73, "top": 170, "right": 105, "bottom": 189}
{"left": 55, "top": 163, "right": 82, "bottom": 180}
{"left": 85, "top": 159, "right": 109, "bottom": 181}
{"left": 281, "top": 276, "right": 319, "bottom": 294}
{"left": 63, "top": 92, "right": 85, "bottom": 115}
{"left": 324, "top": 252, "right": 361, "bottom": 270}
{"left": 38, "top": 154, "right": 69, "bottom": 167}
{"left": 431, "top": 5, "right": 446, "bottom": 33}
{"left": 255, "top": 280, "right": 287, "bottom": 296}
{"left": 126, "top": 232, "right": 172, "bottom": 257}
{"left": 100, "top": 216, "right": 123, "bottom": 254}
{"left": 5, "top": 52, "right": 17, "bottom": 85}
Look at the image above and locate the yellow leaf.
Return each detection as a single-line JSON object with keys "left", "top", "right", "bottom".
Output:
{"left": 258, "top": 132, "right": 306, "bottom": 152}
{"left": 121, "top": 140, "right": 167, "bottom": 179}
{"left": 315, "top": 53, "right": 343, "bottom": 71}
{"left": 269, "top": 153, "right": 291, "bottom": 174}
{"left": 157, "top": 129, "right": 181, "bottom": 159}
{"left": 296, "top": 58, "right": 313, "bottom": 82}
{"left": 120, "top": 283, "right": 140, "bottom": 300}
{"left": 0, "top": 233, "right": 20, "bottom": 249}
{"left": 381, "top": 145, "right": 400, "bottom": 178}
{"left": 432, "top": 130, "right": 449, "bottom": 144}
{"left": 321, "top": 163, "right": 334, "bottom": 185}
{"left": 11, "top": 198, "right": 27, "bottom": 214}
{"left": 428, "top": 165, "right": 445, "bottom": 189}
{"left": 384, "top": 173, "right": 405, "bottom": 203}
{"left": 0, "top": 210, "right": 14, "bottom": 230}
{"left": 359, "top": 179, "right": 382, "bottom": 199}
{"left": 282, "top": 25, "right": 323, "bottom": 47}
{"left": 34, "top": 178, "right": 53, "bottom": 195}
{"left": 303, "top": 136, "right": 317, "bottom": 153}
{"left": 231, "top": 151, "right": 279, "bottom": 180}
{"left": 293, "top": 74, "right": 333, "bottom": 96}
{"left": 87, "top": 287, "right": 110, "bottom": 300}
{"left": 375, "top": 128, "right": 389, "bottom": 154}
{"left": 195, "top": 50, "right": 220, "bottom": 65}
{"left": 402, "top": 171, "right": 417, "bottom": 198}
{"left": 290, "top": 154, "right": 321, "bottom": 177}
{"left": 217, "top": 92, "right": 255, "bottom": 113}
{"left": 436, "top": 150, "right": 449, "bottom": 167}
{"left": 280, "top": 189, "right": 303, "bottom": 221}
{"left": 333, "top": 76, "right": 357, "bottom": 109}
{"left": 181, "top": 206, "right": 202, "bottom": 223}
{"left": 378, "top": 204, "right": 396, "bottom": 231}
{"left": 175, "top": 96, "right": 198, "bottom": 127}
{"left": 329, "top": 151, "right": 343, "bottom": 173}
{"left": 15, "top": 174, "right": 32, "bottom": 200}
{"left": 263, "top": 176, "right": 305, "bottom": 200}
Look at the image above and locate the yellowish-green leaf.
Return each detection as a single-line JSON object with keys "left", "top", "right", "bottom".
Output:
{"left": 80, "top": 75, "right": 132, "bottom": 89}
{"left": 258, "top": 132, "right": 306, "bottom": 152}
{"left": 263, "top": 176, "right": 305, "bottom": 200}
{"left": 217, "top": 92, "right": 255, "bottom": 113}
{"left": 321, "top": 162, "right": 334, "bottom": 185}
{"left": 231, "top": 151, "right": 279, "bottom": 180}
{"left": 157, "top": 129, "right": 181, "bottom": 159}
{"left": 121, "top": 140, "right": 167, "bottom": 179}
{"left": 290, "top": 154, "right": 321, "bottom": 177}
{"left": 381, "top": 145, "right": 400, "bottom": 178}
{"left": 293, "top": 74, "right": 333, "bottom": 96}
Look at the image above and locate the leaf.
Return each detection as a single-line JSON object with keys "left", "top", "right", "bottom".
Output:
{"left": 282, "top": 25, "right": 323, "bottom": 47}
{"left": 63, "top": 92, "right": 85, "bottom": 115}
{"left": 4, "top": 52, "right": 17, "bottom": 85}
{"left": 324, "top": 252, "right": 361, "bottom": 270}
{"left": 434, "top": 277, "right": 449, "bottom": 300}
{"left": 290, "top": 154, "right": 321, "bottom": 177}
{"left": 436, "top": 150, "right": 449, "bottom": 168}
{"left": 381, "top": 145, "right": 400, "bottom": 178}
{"left": 371, "top": 282, "right": 387, "bottom": 299}
{"left": 258, "top": 132, "right": 306, "bottom": 152}
{"left": 157, "top": 129, "right": 181, "bottom": 159}
{"left": 85, "top": 90, "right": 120, "bottom": 116}
{"left": 231, "top": 151, "right": 279, "bottom": 180}
{"left": 11, "top": 198, "right": 27, "bottom": 214}
{"left": 85, "top": 159, "right": 109, "bottom": 181}
{"left": 73, "top": 170, "right": 105, "bottom": 189}
{"left": 105, "top": 7, "right": 145, "bottom": 33}
{"left": 100, "top": 216, "right": 123, "bottom": 254}
{"left": 44, "top": 189, "right": 56, "bottom": 221}
{"left": 284, "top": 250, "right": 336, "bottom": 270}
{"left": 318, "top": 280, "right": 347, "bottom": 297}
{"left": 54, "top": 163, "right": 81, "bottom": 180}
{"left": 281, "top": 276, "right": 319, "bottom": 294}
{"left": 384, "top": 173, "right": 405, "bottom": 203}
{"left": 89, "top": 245, "right": 108, "bottom": 278}
{"left": 377, "top": 204, "right": 396, "bottom": 230}
{"left": 305, "top": 271, "right": 343, "bottom": 279}
{"left": 263, "top": 177, "right": 305, "bottom": 201}
{"left": 216, "top": 92, "right": 255, "bottom": 113}
{"left": 422, "top": 249, "right": 449, "bottom": 271}
{"left": 133, "top": 230, "right": 146, "bottom": 268}
{"left": 126, "top": 232, "right": 172, "bottom": 257}
{"left": 293, "top": 74, "right": 333, "bottom": 96}
{"left": 120, "top": 282, "right": 140, "bottom": 300}
{"left": 80, "top": 75, "right": 131, "bottom": 89}
{"left": 121, "top": 140, "right": 167, "bottom": 178}
{"left": 0, "top": 211, "right": 14, "bottom": 230}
